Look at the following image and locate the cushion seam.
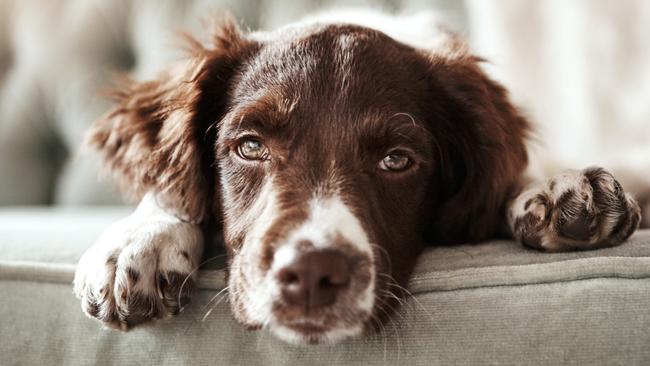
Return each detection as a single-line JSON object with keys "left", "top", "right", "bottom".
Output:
{"left": 409, "top": 273, "right": 650, "bottom": 295}
{"left": 3, "top": 257, "right": 650, "bottom": 293}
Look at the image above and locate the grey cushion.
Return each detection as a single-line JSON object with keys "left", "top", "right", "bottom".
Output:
{"left": 2, "top": 208, "right": 649, "bottom": 365}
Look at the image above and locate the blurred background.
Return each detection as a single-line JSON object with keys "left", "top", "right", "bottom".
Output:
{"left": 0, "top": 0, "right": 648, "bottom": 208}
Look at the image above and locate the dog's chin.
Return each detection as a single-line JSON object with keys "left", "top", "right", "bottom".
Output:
{"left": 265, "top": 296, "right": 376, "bottom": 345}
{"left": 269, "top": 320, "right": 364, "bottom": 345}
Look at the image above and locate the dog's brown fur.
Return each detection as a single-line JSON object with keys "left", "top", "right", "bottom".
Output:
{"left": 86, "top": 15, "right": 531, "bottom": 335}
{"left": 82, "top": 15, "right": 640, "bottom": 342}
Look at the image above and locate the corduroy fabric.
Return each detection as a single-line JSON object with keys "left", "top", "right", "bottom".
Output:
{"left": 1, "top": 208, "right": 649, "bottom": 365}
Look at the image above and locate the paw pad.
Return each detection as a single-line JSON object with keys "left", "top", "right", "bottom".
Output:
{"left": 511, "top": 167, "right": 641, "bottom": 251}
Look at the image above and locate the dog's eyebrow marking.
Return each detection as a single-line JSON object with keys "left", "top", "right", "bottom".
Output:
{"left": 228, "top": 93, "right": 300, "bottom": 136}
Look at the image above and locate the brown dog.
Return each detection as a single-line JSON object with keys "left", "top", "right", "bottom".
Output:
{"left": 74, "top": 10, "right": 642, "bottom": 344}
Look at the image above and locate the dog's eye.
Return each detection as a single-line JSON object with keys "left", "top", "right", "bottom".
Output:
{"left": 378, "top": 153, "right": 411, "bottom": 172}
{"left": 237, "top": 139, "right": 269, "bottom": 161}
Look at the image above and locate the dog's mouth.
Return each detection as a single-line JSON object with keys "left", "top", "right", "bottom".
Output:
{"left": 286, "top": 320, "right": 327, "bottom": 334}
{"left": 269, "top": 315, "right": 368, "bottom": 345}
{"left": 279, "top": 319, "right": 335, "bottom": 344}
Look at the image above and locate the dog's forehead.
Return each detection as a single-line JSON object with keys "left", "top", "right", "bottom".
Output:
{"left": 221, "top": 24, "right": 432, "bottom": 142}
{"left": 234, "top": 23, "right": 428, "bottom": 105}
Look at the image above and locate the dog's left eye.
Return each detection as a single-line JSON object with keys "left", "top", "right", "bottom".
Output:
{"left": 378, "top": 153, "right": 411, "bottom": 172}
{"left": 237, "top": 139, "right": 269, "bottom": 161}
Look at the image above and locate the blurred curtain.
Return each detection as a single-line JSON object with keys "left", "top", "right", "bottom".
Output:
{"left": 254, "top": 0, "right": 467, "bottom": 30}
{"left": 465, "top": 0, "right": 650, "bottom": 172}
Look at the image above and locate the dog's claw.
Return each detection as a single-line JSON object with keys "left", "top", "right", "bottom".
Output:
{"left": 510, "top": 167, "right": 641, "bottom": 251}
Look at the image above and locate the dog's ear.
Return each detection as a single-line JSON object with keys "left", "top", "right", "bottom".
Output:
{"left": 424, "top": 53, "right": 531, "bottom": 243}
{"left": 86, "top": 16, "right": 254, "bottom": 222}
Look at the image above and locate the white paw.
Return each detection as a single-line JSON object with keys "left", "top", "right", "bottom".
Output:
{"left": 74, "top": 195, "right": 203, "bottom": 329}
{"left": 510, "top": 167, "right": 641, "bottom": 251}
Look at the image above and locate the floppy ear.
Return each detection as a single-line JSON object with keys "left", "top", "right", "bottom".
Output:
{"left": 86, "top": 17, "right": 254, "bottom": 222}
{"left": 425, "top": 53, "right": 531, "bottom": 243}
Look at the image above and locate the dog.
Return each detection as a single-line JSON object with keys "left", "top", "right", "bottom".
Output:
{"left": 73, "top": 10, "right": 645, "bottom": 344}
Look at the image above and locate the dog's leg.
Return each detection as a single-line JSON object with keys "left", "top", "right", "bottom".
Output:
{"left": 507, "top": 167, "right": 642, "bottom": 251}
{"left": 74, "top": 193, "right": 203, "bottom": 329}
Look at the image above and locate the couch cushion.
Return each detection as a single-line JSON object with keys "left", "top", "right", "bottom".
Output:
{"left": 1, "top": 208, "right": 650, "bottom": 365}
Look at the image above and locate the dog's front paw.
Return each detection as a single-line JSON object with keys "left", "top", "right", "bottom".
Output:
{"left": 73, "top": 215, "right": 203, "bottom": 330}
{"left": 510, "top": 167, "right": 641, "bottom": 251}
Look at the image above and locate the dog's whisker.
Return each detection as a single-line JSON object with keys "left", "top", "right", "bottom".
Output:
{"left": 203, "top": 120, "right": 219, "bottom": 145}
{"left": 201, "top": 290, "right": 231, "bottom": 322}
{"left": 374, "top": 295, "right": 404, "bottom": 361}
{"left": 178, "top": 253, "right": 229, "bottom": 314}
{"left": 377, "top": 297, "right": 409, "bottom": 321}
{"left": 383, "top": 282, "right": 440, "bottom": 329}
{"left": 203, "top": 285, "right": 230, "bottom": 309}
{"left": 374, "top": 300, "right": 396, "bottom": 326}
{"left": 379, "top": 288, "right": 404, "bottom": 304}
{"left": 199, "top": 286, "right": 231, "bottom": 323}
{"left": 391, "top": 319, "right": 402, "bottom": 363}
{"left": 374, "top": 272, "right": 440, "bottom": 330}
{"left": 368, "top": 312, "right": 388, "bottom": 363}
{"left": 373, "top": 300, "right": 401, "bottom": 364}
{"left": 201, "top": 307, "right": 215, "bottom": 322}
{"left": 369, "top": 243, "right": 393, "bottom": 276}
{"left": 212, "top": 290, "right": 231, "bottom": 309}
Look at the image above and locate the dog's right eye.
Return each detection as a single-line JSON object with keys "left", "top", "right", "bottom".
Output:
{"left": 378, "top": 152, "right": 412, "bottom": 172}
{"left": 236, "top": 138, "right": 270, "bottom": 161}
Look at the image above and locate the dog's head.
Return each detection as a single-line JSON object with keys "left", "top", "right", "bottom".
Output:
{"left": 87, "top": 15, "right": 529, "bottom": 344}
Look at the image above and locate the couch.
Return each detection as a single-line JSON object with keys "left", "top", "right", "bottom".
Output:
{"left": 1, "top": 0, "right": 649, "bottom": 365}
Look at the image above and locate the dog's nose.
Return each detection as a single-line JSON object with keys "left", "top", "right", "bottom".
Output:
{"left": 275, "top": 250, "right": 351, "bottom": 309}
